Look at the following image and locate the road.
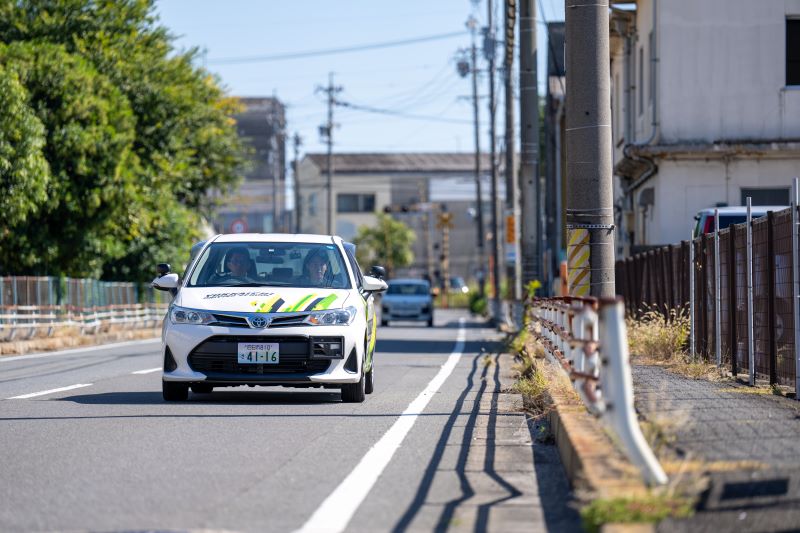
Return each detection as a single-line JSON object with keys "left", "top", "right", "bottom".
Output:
{"left": 0, "top": 309, "right": 580, "bottom": 532}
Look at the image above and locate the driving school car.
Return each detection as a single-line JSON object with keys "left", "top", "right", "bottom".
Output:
{"left": 152, "top": 234, "right": 387, "bottom": 403}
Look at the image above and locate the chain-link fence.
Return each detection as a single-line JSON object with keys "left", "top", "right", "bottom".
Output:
{"left": 616, "top": 207, "right": 799, "bottom": 391}
{"left": 0, "top": 276, "right": 170, "bottom": 341}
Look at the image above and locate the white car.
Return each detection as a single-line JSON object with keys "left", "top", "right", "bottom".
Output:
{"left": 152, "top": 234, "right": 387, "bottom": 403}
{"left": 381, "top": 278, "right": 434, "bottom": 327}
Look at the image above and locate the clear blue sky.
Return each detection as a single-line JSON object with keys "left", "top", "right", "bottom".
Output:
{"left": 155, "top": 0, "right": 565, "bottom": 157}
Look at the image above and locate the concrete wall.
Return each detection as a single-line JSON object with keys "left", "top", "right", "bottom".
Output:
{"left": 659, "top": 0, "right": 800, "bottom": 142}
{"left": 641, "top": 158, "right": 800, "bottom": 245}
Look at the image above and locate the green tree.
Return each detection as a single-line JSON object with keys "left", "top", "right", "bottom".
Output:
{"left": 0, "top": 64, "right": 50, "bottom": 228}
{"left": 0, "top": 0, "right": 248, "bottom": 279}
{"left": 353, "top": 213, "right": 416, "bottom": 278}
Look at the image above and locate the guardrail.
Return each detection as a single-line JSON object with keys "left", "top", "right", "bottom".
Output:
{"left": 528, "top": 296, "right": 668, "bottom": 486}
{"left": 0, "top": 276, "right": 169, "bottom": 341}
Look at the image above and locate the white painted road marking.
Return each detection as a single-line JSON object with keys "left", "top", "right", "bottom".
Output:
{"left": 0, "top": 338, "right": 160, "bottom": 363}
{"left": 7, "top": 383, "right": 93, "bottom": 400}
{"left": 132, "top": 367, "right": 162, "bottom": 375}
{"left": 295, "top": 318, "right": 467, "bottom": 533}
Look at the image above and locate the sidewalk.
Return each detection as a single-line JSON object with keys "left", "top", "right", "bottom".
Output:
{"left": 630, "top": 365, "right": 800, "bottom": 532}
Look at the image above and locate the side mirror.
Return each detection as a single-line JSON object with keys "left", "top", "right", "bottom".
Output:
{"left": 363, "top": 275, "right": 388, "bottom": 293}
{"left": 370, "top": 265, "right": 386, "bottom": 279}
{"left": 156, "top": 263, "right": 172, "bottom": 277}
{"left": 152, "top": 272, "right": 179, "bottom": 291}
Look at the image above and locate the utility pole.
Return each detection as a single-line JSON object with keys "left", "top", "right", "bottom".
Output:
{"left": 292, "top": 132, "right": 302, "bottom": 233}
{"left": 519, "top": 0, "right": 540, "bottom": 294}
{"left": 565, "top": 0, "right": 615, "bottom": 297}
{"left": 485, "top": 0, "right": 503, "bottom": 323}
{"left": 504, "top": 0, "right": 522, "bottom": 301}
{"left": 317, "top": 73, "right": 342, "bottom": 235}
{"left": 466, "top": 17, "right": 486, "bottom": 299}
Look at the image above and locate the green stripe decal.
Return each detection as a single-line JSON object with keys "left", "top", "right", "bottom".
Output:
{"left": 303, "top": 297, "right": 325, "bottom": 312}
{"left": 313, "top": 294, "right": 338, "bottom": 310}
{"left": 285, "top": 293, "right": 313, "bottom": 312}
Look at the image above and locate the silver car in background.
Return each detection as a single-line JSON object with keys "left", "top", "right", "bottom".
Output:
{"left": 380, "top": 278, "right": 434, "bottom": 327}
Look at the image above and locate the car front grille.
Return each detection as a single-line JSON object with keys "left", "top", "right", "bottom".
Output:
{"left": 188, "top": 335, "right": 330, "bottom": 375}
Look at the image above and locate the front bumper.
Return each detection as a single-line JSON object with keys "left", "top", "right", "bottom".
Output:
{"left": 163, "top": 323, "right": 363, "bottom": 385}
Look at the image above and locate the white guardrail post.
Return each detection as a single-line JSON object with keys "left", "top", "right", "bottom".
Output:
{"left": 599, "top": 299, "right": 669, "bottom": 486}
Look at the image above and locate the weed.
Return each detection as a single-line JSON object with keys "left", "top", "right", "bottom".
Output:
{"left": 580, "top": 494, "right": 694, "bottom": 533}
{"left": 507, "top": 328, "right": 531, "bottom": 354}
{"left": 627, "top": 307, "right": 689, "bottom": 361}
{"left": 482, "top": 354, "right": 494, "bottom": 368}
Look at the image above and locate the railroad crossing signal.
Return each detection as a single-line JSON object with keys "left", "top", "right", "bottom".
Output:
{"left": 436, "top": 212, "right": 454, "bottom": 230}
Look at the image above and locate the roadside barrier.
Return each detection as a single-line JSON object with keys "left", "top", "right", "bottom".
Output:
{"left": 0, "top": 276, "right": 169, "bottom": 341}
{"left": 528, "top": 296, "right": 668, "bottom": 486}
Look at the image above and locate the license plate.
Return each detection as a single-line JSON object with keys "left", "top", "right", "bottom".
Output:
{"left": 237, "top": 342, "right": 279, "bottom": 364}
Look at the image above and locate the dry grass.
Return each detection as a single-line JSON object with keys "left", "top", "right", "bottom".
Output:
{"left": 627, "top": 307, "right": 690, "bottom": 361}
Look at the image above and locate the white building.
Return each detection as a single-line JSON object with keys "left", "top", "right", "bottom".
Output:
{"left": 610, "top": 0, "right": 800, "bottom": 251}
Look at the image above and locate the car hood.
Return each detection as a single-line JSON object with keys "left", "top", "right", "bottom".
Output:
{"left": 177, "top": 287, "right": 352, "bottom": 314}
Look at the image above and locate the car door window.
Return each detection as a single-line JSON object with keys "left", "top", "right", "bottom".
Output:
{"left": 345, "top": 248, "right": 364, "bottom": 290}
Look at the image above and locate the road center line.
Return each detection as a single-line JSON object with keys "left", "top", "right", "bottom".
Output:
{"left": 295, "top": 318, "right": 467, "bottom": 533}
{"left": 7, "top": 383, "right": 93, "bottom": 400}
{"left": 132, "top": 367, "right": 162, "bottom": 375}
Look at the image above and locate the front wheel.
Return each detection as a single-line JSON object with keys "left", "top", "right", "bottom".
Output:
{"left": 341, "top": 372, "right": 366, "bottom": 403}
{"left": 163, "top": 380, "right": 188, "bottom": 401}
{"left": 365, "top": 363, "right": 374, "bottom": 395}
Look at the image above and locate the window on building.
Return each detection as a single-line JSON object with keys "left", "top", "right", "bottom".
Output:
{"left": 740, "top": 187, "right": 790, "bottom": 206}
{"left": 788, "top": 19, "right": 800, "bottom": 86}
{"left": 308, "top": 193, "right": 317, "bottom": 216}
{"left": 337, "top": 193, "right": 376, "bottom": 213}
{"left": 638, "top": 47, "right": 644, "bottom": 116}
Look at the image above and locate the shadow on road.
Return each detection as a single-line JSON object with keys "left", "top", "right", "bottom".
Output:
{"left": 390, "top": 351, "right": 582, "bottom": 532}
{"left": 377, "top": 339, "right": 501, "bottom": 355}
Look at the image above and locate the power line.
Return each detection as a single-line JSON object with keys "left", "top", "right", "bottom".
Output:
{"left": 207, "top": 31, "right": 467, "bottom": 65}
{"left": 335, "top": 100, "right": 471, "bottom": 124}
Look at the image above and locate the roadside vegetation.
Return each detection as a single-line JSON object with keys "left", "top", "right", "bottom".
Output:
{"left": 580, "top": 494, "right": 694, "bottom": 533}
{"left": 0, "top": 0, "right": 249, "bottom": 280}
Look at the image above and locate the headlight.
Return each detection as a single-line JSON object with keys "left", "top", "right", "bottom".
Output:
{"left": 304, "top": 306, "right": 357, "bottom": 326}
{"left": 170, "top": 305, "right": 215, "bottom": 325}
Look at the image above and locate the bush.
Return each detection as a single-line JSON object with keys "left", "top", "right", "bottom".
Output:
{"left": 627, "top": 307, "right": 689, "bottom": 361}
{"left": 468, "top": 292, "right": 488, "bottom": 316}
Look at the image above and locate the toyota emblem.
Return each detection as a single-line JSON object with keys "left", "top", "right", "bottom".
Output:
{"left": 250, "top": 316, "right": 268, "bottom": 328}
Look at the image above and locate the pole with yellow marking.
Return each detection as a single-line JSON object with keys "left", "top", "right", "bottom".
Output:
{"left": 567, "top": 227, "right": 590, "bottom": 296}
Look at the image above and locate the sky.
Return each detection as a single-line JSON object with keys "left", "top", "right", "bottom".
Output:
{"left": 154, "top": 0, "right": 565, "bottom": 158}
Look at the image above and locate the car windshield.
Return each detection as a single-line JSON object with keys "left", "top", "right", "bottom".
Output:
{"left": 187, "top": 242, "right": 351, "bottom": 289}
{"left": 387, "top": 283, "right": 429, "bottom": 296}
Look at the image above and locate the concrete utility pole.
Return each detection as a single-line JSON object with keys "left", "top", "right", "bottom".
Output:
{"left": 565, "top": 0, "right": 615, "bottom": 297}
{"left": 518, "top": 0, "right": 540, "bottom": 294}
{"left": 504, "top": 0, "right": 522, "bottom": 301}
{"left": 486, "top": 0, "right": 503, "bottom": 323}
{"left": 292, "top": 132, "right": 302, "bottom": 233}
{"left": 467, "top": 16, "right": 487, "bottom": 299}
{"left": 317, "top": 73, "right": 342, "bottom": 236}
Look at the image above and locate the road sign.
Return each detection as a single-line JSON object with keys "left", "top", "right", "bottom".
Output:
{"left": 229, "top": 218, "right": 248, "bottom": 234}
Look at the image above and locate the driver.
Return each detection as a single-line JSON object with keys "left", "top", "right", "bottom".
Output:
{"left": 225, "top": 247, "right": 251, "bottom": 278}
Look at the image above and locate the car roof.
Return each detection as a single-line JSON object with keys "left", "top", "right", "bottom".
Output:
{"left": 697, "top": 206, "right": 789, "bottom": 215}
{"left": 212, "top": 233, "right": 341, "bottom": 244}
{"left": 388, "top": 278, "right": 430, "bottom": 285}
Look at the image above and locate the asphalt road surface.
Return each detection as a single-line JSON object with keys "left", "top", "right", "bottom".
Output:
{"left": 0, "top": 309, "right": 579, "bottom": 532}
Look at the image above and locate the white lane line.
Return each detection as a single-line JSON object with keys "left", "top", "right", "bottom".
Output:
{"left": 296, "top": 318, "right": 467, "bottom": 533}
{"left": 7, "top": 383, "right": 93, "bottom": 400}
{"left": 0, "top": 338, "right": 160, "bottom": 363}
{"left": 132, "top": 367, "right": 162, "bottom": 375}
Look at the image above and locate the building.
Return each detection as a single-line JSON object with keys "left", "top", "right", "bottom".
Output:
{"left": 609, "top": 0, "right": 800, "bottom": 251}
{"left": 213, "top": 97, "right": 287, "bottom": 235}
{"left": 295, "top": 153, "right": 503, "bottom": 283}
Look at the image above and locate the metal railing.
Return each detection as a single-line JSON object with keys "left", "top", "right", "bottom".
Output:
{"left": 0, "top": 276, "right": 170, "bottom": 341}
{"left": 528, "top": 296, "right": 668, "bottom": 486}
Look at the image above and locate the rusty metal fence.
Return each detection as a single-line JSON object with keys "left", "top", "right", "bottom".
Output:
{"left": 0, "top": 276, "right": 170, "bottom": 341}
{"left": 616, "top": 206, "right": 800, "bottom": 393}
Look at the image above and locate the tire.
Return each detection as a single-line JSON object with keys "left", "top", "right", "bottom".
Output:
{"left": 381, "top": 319, "right": 388, "bottom": 327}
{"left": 341, "top": 372, "right": 366, "bottom": 403}
{"left": 365, "top": 362, "right": 374, "bottom": 395}
{"left": 163, "top": 380, "right": 189, "bottom": 401}
{"left": 427, "top": 317, "right": 434, "bottom": 327}
{"left": 191, "top": 383, "right": 213, "bottom": 394}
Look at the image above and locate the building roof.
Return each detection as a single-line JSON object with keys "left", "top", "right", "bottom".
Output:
{"left": 303, "top": 153, "right": 496, "bottom": 174}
